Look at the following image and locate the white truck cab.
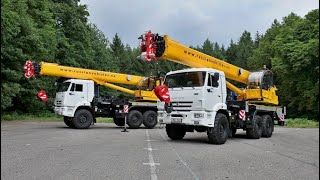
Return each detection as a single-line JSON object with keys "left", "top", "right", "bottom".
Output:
{"left": 54, "top": 79, "right": 94, "bottom": 117}
{"left": 157, "top": 68, "right": 227, "bottom": 127}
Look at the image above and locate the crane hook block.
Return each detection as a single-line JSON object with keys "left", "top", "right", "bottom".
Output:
{"left": 24, "top": 60, "right": 35, "bottom": 79}
{"left": 139, "top": 31, "right": 157, "bottom": 62}
{"left": 37, "top": 90, "right": 48, "bottom": 102}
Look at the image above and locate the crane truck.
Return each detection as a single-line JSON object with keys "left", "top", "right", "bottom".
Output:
{"left": 138, "top": 31, "right": 286, "bottom": 144}
{"left": 24, "top": 60, "right": 161, "bottom": 129}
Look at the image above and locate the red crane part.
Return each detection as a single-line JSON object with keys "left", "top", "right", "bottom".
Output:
{"left": 37, "top": 90, "right": 48, "bottom": 102}
{"left": 154, "top": 85, "right": 170, "bottom": 103}
{"left": 24, "top": 60, "right": 35, "bottom": 79}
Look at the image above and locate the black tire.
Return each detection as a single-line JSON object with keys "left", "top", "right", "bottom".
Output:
{"left": 72, "top": 109, "right": 93, "bottom": 129}
{"left": 166, "top": 124, "right": 186, "bottom": 140}
{"left": 261, "top": 114, "right": 273, "bottom": 137}
{"left": 231, "top": 127, "right": 237, "bottom": 136}
{"left": 246, "top": 115, "right": 262, "bottom": 139}
{"left": 207, "top": 113, "right": 229, "bottom": 144}
{"left": 279, "top": 121, "right": 285, "bottom": 126}
{"left": 64, "top": 116, "right": 75, "bottom": 128}
{"left": 127, "top": 110, "right": 143, "bottom": 129}
{"left": 113, "top": 117, "right": 125, "bottom": 126}
{"left": 143, "top": 110, "right": 158, "bottom": 129}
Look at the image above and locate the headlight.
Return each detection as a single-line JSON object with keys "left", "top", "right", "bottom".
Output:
{"left": 194, "top": 113, "right": 204, "bottom": 118}
{"left": 158, "top": 113, "right": 164, "bottom": 117}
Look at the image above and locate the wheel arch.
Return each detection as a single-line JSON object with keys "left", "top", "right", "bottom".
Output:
{"left": 76, "top": 106, "right": 96, "bottom": 123}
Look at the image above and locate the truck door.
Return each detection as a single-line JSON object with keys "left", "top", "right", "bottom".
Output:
{"left": 204, "top": 72, "right": 222, "bottom": 110}
{"left": 69, "top": 83, "right": 87, "bottom": 104}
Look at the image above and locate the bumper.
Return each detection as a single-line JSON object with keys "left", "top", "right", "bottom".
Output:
{"left": 157, "top": 110, "right": 216, "bottom": 127}
{"left": 54, "top": 106, "right": 74, "bottom": 117}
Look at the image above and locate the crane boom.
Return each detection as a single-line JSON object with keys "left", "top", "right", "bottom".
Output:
{"left": 138, "top": 31, "right": 278, "bottom": 105}
{"left": 26, "top": 61, "right": 159, "bottom": 101}
{"left": 39, "top": 62, "right": 147, "bottom": 86}
{"left": 139, "top": 33, "right": 250, "bottom": 84}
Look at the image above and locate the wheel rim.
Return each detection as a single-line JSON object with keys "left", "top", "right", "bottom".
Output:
{"left": 147, "top": 115, "right": 155, "bottom": 123}
{"left": 132, "top": 115, "right": 139, "bottom": 123}
{"left": 219, "top": 124, "right": 225, "bottom": 137}
{"left": 79, "top": 115, "right": 87, "bottom": 123}
{"left": 267, "top": 121, "right": 270, "bottom": 128}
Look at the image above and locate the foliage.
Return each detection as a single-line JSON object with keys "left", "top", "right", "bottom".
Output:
{"left": 284, "top": 118, "right": 319, "bottom": 128}
{"left": 253, "top": 10, "right": 319, "bottom": 119}
{"left": 1, "top": 1, "right": 318, "bottom": 120}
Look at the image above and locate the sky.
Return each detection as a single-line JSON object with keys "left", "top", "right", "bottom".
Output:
{"left": 80, "top": 0, "right": 319, "bottom": 48}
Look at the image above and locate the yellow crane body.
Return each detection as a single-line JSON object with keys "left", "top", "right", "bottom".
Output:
{"left": 139, "top": 32, "right": 278, "bottom": 105}
{"left": 37, "top": 62, "right": 158, "bottom": 102}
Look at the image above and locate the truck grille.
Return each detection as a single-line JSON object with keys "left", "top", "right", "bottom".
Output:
{"left": 171, "top": 101, "right": 193, "bottom": 112}
{"left": 55, "top": 100, "right": 62, "bottom": 106}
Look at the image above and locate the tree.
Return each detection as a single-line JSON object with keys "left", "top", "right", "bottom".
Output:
{"left": 1, "top": 0, "right": 56, "bottom": 113}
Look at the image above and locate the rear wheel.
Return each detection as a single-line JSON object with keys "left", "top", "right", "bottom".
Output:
{"left": 207, "top": 113, "right": 229, "bottom": 144}
{"left": 113, "top": 117, "right": 125, "bottom": 126}
{"left": 166, "top": 124, "right": 186, "bottom": 140}
{"left": 72, "top": 109, "right": 93, "bottom": 129}
{"left": 261, "top": 114, "right": 273, "bottom": 137}
{"left": 64, "top": 116, "right": 75, "bottom": 128}
{"left": 231, "top": 127, "right": 237, "bottom": 137}
{"left": 143, "top": 110, "right": 158, "bottom": 129}
{"left": 246, "top": 115, "right": 262, "bottom": 139}
{"left": 127, "top": 110, "right": 143, "bottom": 129}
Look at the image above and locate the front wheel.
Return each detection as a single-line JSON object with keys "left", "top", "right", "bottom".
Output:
{"left": 64, "top": 116, "right": 75, "bottom": 128}
{"left": 143, "top": 110, "right": 158, "bottom": 129}
{"left": 72, "top": 109, "right": 93, "bottom": 129}
{"left": 207, "top": 113, "right": 229, "bottom": 144}
{"left": 166, "top": 124, "right": 186, "bottom": 140}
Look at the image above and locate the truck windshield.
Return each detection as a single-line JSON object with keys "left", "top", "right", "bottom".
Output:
{"left": 165, "top": 71, "right": 206, "bottom": 88}
{"left": 57, "top": 82, "right": 71, "bottom": 92}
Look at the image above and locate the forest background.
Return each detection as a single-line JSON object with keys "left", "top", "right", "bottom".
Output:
{"left": 1, "top": 0, "right": 319, "bottom": 121}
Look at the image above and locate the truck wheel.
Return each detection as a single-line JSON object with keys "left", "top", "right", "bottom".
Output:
{"left": 143, "top": 110, "right": 158, "bottom": 129}
{"left": 207, "top": 113, "right": 229, "bottom": 144}
{"left": 231, "top": 127, "right": 237, "bottom": 136}
{"left": 113, "top": 118, "right": 125, "bottom": 126}
{"left": 261, "top": 114, "right": 273, "bottom": 137}
{"left": 166, "top": 124, "right": 186, "bottom": 140}
{"left": 246, "top": 115, "right": 262, "bottom": 139}
{"left": 64, "top": 116, "right": 75, "bottom": 128}
{"left": 127, "top": 110, "right": 143, "bottom": 129}
{"left": 72, "top": 109, "right": 93, "bottom": 129}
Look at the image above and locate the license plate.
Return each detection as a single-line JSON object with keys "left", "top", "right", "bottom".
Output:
{"left": 171, "top": 118, "right": 182, "bottom": 123}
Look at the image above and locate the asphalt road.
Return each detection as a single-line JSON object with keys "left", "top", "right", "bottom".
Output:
{"left": 1, "top": 121, "right": 319, "bottom": 180}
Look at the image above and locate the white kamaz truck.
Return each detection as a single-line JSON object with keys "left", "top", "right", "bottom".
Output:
{"left": 138, "top": 31, "right": 286, "bottom": 144}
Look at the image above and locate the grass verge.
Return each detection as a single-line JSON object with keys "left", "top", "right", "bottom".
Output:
{"left": 284, "top": 118, "right": 319, "bottom": 128}
{"left": 1, "top": 113, "right": 113, "bottom": 123}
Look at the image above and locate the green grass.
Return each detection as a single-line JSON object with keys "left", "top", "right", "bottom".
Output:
{"left": 1, "top": 112, "right": 113, "bottom": 123}
{"left": 2, "top": 113, "right": 318, "bottom": 128}
{"left": 96, "top": 117, "right": 113, "bottom": 123}
{"left": 1, "top": 113, "right": 61, "bottom": 121}
{"left": 284, "top": 118, "right": 319, "bottom": 128}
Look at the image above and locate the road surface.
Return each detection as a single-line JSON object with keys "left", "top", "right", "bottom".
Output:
{"left": 1, "top": 121, "right": 319, "bottom": 180}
